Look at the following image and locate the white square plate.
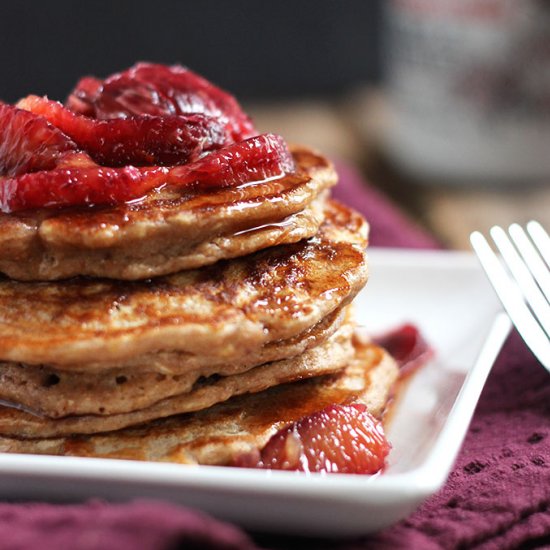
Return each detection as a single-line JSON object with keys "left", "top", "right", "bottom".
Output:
{"left": 0, "top": 249, "right": 511, "bottom": 536}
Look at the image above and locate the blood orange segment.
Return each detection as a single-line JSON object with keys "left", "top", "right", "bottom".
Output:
{"left": 169, "top": 133, "right": 295, "bottom": 189}
{"left": 18, "top": 95, "right": 229, "bottom": 167}
{"left": 255, "top": 404, "right": 390, "bottom": 474}
{"left": 65, "top": 62, "right": 257, "bottom": 141}
{"left": 65, "top": 76, "right": 102, "bottom": 116}
{"left": 0, "top": 166, "right": 169, "bottom": 213}
{"left": 374, "top": 324, "right": 433, "bottom": 375}
{"left": 0, "top": 102, "right": 78, "bottom": 177}
{"left": 0, "top": 133, "right": 294, "bottom": 213}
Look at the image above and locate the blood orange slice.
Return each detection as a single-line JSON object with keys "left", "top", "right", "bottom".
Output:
{"left": 235, "top": 404, "right": 390, "bottom": 475}
{"left": 0, "top": 133, "right": 294, "bottom": 213}
{"left": 0, "top": 103, "right": 77, "bottom": 177}
{"left": 65, "top": 63, "right": 256, "bottom": 141}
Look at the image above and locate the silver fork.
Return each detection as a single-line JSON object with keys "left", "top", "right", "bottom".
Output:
{"left": 470, "top": 221, "right": 550, "bottom": 372}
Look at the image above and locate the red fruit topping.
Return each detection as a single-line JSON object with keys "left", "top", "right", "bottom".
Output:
{"left": 66, "top": 77, "right": 102, "bottom": 117}
{"left": 374, "top": 324, "right": 433, "bottom": 375}
{"left": 0, "top": 166, "right": 169, "bottom": 213}
{"left": 0, "top": 102, "right": 78, "bottom": 177}
{"left": 65, "top": 62, "right": 256, "bottom": 141}
{"left": 169, "top": 132, "right": 295, "bottom": 189}
{"left": 18, "top": 95, "right": 229, "bottom": 167}
{"left": 0, "top": 64, "right": 292, "bottom": 213}
{"left": 252, "top": 404, "right": 390, "bottom": 475}
{"left": 0, "top": 134, "right": 294, "bottom": 213}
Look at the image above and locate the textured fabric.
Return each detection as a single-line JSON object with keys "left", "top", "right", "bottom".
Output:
{"left": 0, "top": 500, "right": 258, "bottom": 550}
{"left": 1, "top": 164, "right": 548, "bottom": 550}
{"left": 367, "top": 331, "right": 550, "bottom": 550}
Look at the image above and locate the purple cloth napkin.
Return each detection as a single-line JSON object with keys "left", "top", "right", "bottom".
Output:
{"left": 1, "top": 164, "right": 548, "bottom": 550}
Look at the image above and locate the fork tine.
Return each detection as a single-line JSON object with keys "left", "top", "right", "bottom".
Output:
{"left": 471, "top": 230, "right": 550, "bottom": 369}
{"left": 490, "top": 226, "right": 550, "bottom": 338}
{"left": 509, "top": 223, "right": 550, "bottom": 303}
{"left": 527, "top": 221, "right": 550, "bottom": 267}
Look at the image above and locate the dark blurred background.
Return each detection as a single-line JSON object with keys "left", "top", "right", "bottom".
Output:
{"left": 0, "top": 0, "right": 382, "bottom": 103}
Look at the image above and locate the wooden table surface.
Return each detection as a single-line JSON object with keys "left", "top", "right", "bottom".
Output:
{"left": 248, "top": 90, "right": 550, "bottom": 250}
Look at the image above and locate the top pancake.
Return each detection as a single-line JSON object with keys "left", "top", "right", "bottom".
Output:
{"left": 0, "top": 146, "right": 335, "bottom": 281}
{"left": 0, "top": 199, "right": 368, "bottom": 368}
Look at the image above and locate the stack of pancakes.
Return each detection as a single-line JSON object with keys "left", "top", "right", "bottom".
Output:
{"left": 0, "top": 147, "right": 399, "bottom": 465}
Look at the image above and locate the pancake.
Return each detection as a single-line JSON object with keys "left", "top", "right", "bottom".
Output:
{"left": 0, "top": 200, "right": 368, "bottom": 369}
{"left": 0, "top": 318, "right": 355, "bottom": 438}
{"left": 0, "top": 338, "right": 398, "bottom": 465}
{"left": 0, "top": 147, "right": 335, "bottom": 281}
{"left": 0, "top": 306, "right": 348, "bottom": 418}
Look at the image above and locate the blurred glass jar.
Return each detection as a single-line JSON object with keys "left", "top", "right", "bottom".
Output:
{"left": 381, "top": 0, "right": 550, "bottom": 183}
